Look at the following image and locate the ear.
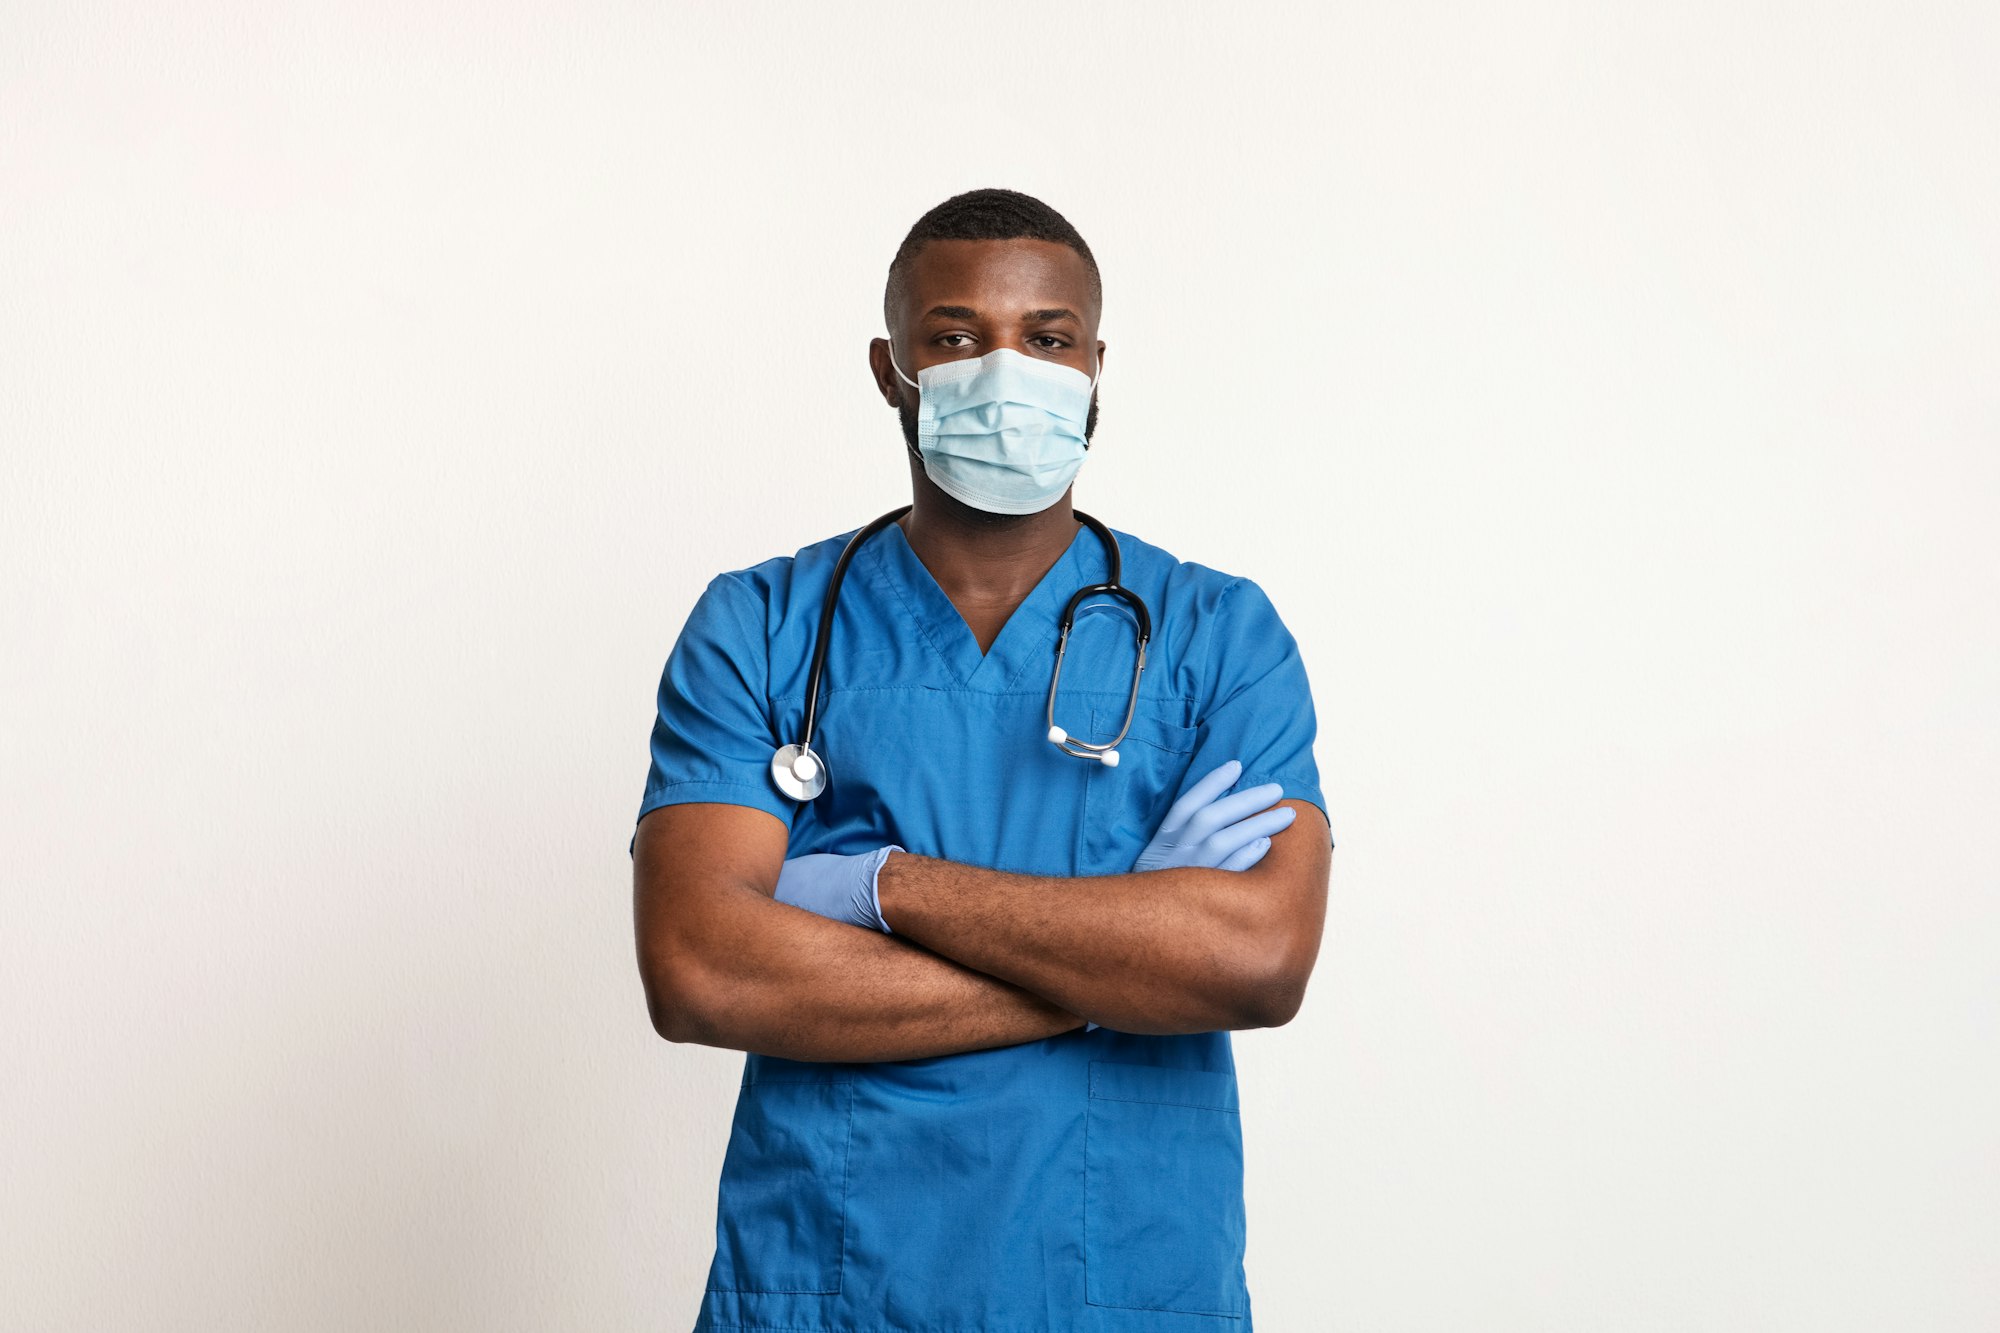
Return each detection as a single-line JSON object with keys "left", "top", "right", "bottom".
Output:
{"left": 869, "top": 337, "right": 909, "bottom": 411}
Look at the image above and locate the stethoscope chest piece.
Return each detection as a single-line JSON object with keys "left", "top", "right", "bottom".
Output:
{"left": 770, "top": 743, "right": 828, "bottom": 801}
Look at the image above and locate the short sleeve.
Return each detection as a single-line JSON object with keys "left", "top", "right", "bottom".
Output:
{"left": 633, "top": 573, "right": 795, "bottom": 841}
{"left": 1188, "top": 578, "right": 1332, "bottom": 845}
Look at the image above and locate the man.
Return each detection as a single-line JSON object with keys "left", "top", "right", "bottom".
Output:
{"left": 632, "top": 187, "right": 1332, "bottom": 1332}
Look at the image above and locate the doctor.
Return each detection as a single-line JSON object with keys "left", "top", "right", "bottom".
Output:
{"left": 632, "top": 187, "right": 1332, "bottom": 1332}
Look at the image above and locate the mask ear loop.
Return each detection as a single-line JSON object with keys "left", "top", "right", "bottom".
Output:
{"left": 884, "top": 338, "right": 927, "bottom": 470}
{"left": 885, "top": 338, "right": 921, "bottom": 390}
{"left": 1083, "top": 354, "right": 1100, "bottom": 447}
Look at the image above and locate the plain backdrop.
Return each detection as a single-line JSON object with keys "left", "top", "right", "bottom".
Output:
{"left": 3, "top": 3, "right": 1996, "bottom": 1330}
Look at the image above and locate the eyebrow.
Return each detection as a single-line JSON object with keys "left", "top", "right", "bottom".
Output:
{"left": 921, "top": 305, "right": 1081, "bottom": 325}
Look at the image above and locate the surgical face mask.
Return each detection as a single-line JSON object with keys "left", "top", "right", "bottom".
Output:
{"left": 886, "top": 342, "right": 1100, "bottom": 516}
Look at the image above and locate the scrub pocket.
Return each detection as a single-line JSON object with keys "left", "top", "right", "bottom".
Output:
{"left": 1084, "top": 1061, "right": 1249, "bottom": 1318}
{"left": 704, "top": 1075, "right": 853, "bottom": 1295}
{"left": 1078, "top": 705, "right": 1196, "bottom": 876}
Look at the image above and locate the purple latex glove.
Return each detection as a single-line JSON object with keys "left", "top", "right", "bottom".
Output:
{"left": 1086, "top": 760, "right": 1294, "bottom": 1032}
{"left": 772, "top": 845, "right": 902, "bottom": 933}
{"left": 1133, "top": 759, "right": 1296, "bottom": 874}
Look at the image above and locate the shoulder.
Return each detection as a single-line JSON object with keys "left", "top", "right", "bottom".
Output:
{"left": 694, "top": 527, "right": 869, "bottom": 613}
{"left": 1105, "top": 527, "right": 1295, "bottom": 632}
{"left": 1104, "top": 528, "right": 1309, "bottom": 705}
{"left": 1105, "top": 527, "right": 1267, "bottom": 596}
{"left": 710, "top": 528, "right": 855, "bottom": 593}
{"left": 663, "top": 529, "right": 869, "bottom": 671}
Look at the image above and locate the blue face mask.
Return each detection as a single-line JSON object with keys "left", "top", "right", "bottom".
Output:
{"left": 886, "top": 342, "right": 1100, "bottom": 516}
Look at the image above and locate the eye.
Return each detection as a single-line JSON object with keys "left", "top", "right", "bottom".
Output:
{"left": 1030, "top": 335, "right": 1069, "bottom": 352}
{"left": 935, "top": 333, "right": 975, "bottom": 348}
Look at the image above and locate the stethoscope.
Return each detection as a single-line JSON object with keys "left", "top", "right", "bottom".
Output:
{"left": 769, "top": 506, "right": 1153, "bottom": 801}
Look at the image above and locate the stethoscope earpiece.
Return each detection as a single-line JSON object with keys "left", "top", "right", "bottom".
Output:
{"left": 1048, "top": 724, "right": 1119, "bottom": 766}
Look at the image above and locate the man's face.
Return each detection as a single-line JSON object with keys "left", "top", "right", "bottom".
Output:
{"left": 873, "top": 238, "right": 1104, "bottom": 456}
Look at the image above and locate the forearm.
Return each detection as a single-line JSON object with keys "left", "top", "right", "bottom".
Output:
{"left": 873, "top": 846, "right": 1313, "bottom": 1034}
{"left": 649, "top": 882, "right": 1085, "bottom": 1062}
{"left": 636, "top": 804, "right": 1086, "bottom": 1061}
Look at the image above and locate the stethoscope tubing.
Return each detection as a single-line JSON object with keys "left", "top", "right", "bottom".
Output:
{"left": 798, "top": 505, "right": 912, "bottom": 755}
{"left": 1045, "top": 579, "right": 1151, "bottom": 762}
{"left": 784, "top": 506, "right": 1150, "bottom": 799}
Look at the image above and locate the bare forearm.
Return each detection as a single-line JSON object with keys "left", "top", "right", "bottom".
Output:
{"left": 648, "top": 884, "right": 1084, "bottom": 1062}
{"left": 635, "top": 805, "right": 1086, "bottom": 1062}
{"left": 873, "top": 849, "right": 1311, "bottom": 1034}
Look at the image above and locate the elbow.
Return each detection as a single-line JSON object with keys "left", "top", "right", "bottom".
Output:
{"left": 1227, "top": 927, "right": 1319, "bottom": 1030}
{"left": 1224, "top": 857, "right": 1327, "bottom": 1029}
{"left": 646, "top": 989, "right": 702, "bottom": 1045}
{"left": 1232, "top": 969, "right": 1308, "bottom": 1030}
{"left": 639, "top": 947, "right": 719, "bottom": 1046}
{"left": 1224, "top": 948, "right": 1304, "bottom": 1020}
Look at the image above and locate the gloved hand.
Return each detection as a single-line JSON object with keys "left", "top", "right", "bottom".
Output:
{"left": 1133, "top": 759, "right": 1295, "bottom": 873}
{"left": 1083, "top": 761, "right": 1294, "bottom": 1034}
{"left": 772, "top": 845, "right": 902, "bottom": 933}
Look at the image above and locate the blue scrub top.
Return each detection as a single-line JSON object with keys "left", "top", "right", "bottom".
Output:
{"left": 638, "top": 518, "right": 1326, "bottom": 1333}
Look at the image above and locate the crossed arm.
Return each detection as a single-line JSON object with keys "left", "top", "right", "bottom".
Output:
{"left": 631, "top": 798, "right": 1330, "bottom": 1063}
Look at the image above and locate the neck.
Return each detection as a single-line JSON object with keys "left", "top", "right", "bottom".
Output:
{"left": 898, "top": 466, "right": 1079, "bottom": 609}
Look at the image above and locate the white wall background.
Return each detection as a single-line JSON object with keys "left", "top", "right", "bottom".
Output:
{"left": 4, "top": 3, "right": 1995, "bottom": 1329}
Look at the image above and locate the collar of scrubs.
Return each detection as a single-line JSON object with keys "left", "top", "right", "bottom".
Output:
{"left": 864, "top": 518, "right": 1104, "bottom": 691}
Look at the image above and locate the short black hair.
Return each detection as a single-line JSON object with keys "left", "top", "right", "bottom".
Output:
{"left": 884, "top": 188, "right": 1101, "bottom": 329}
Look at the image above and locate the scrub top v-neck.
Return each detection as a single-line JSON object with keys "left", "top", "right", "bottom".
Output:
{"left": 638, "top": 517, "right": 1327, "bottom": 1333}
{"left": 864, "top": 516, "right": 1087, "bottom": 687}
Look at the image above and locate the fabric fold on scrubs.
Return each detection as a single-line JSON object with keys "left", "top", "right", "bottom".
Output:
{"left": 637, "top": 518, "right": 1327, "bottom": 1332}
